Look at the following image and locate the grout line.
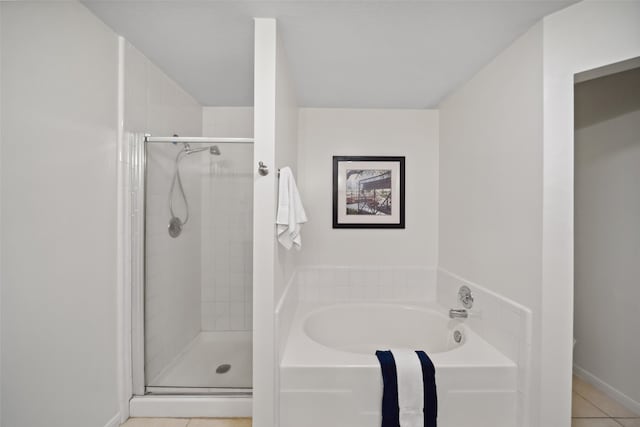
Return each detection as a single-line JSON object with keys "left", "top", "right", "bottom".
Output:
{"left": 572, "top": 399, "right": 611, "bottom": 418}
{"left": 573, "top": 376, "right": 640, "bottom": 419}
{"left": 572, "top": 379, "right": 629, "bottom": 425}
{"left": 575, "top": 390, "right": 631, "bottom": 419}
{"left": 573, "top": 383, "right": 619, "bottom": 418}
{"left": 570, "top": 416, "right": 626, "bottom": 427}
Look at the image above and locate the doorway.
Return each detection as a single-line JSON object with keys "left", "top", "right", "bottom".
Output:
{"left": 572, "top": 62, "right": 640, "bottom": 425}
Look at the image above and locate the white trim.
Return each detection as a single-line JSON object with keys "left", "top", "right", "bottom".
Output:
{"left": 130, "top": 132, "right": 146, "bottom": 395}
{"left": 573, "top": 364, "right": 640, "bottom": 415}
{"left": 574, "top": 56, "right": 640, "bottom": 83}
{"left": 144, "top": 387, "right": 251, "bottom": 395}
{"left": 129, "top": 396, "right": 252, "bottom": 418}
{"left": 0, "top": 4, "right": 3, "bottom": 419}
{"left": 116, "top": 36, "right": 131, "bottom": 423}
{"left": 253, "top": 18, "right": 278, "bottom": 427}
{"left": 104, "top": 413, "right": 121, "bottom": 427}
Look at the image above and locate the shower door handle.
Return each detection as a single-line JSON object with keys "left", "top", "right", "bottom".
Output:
{"left": 258, "top": 161, "right": 269, "bottom": 176}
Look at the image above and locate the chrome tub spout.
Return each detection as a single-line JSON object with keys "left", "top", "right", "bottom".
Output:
{"left": 449, "top": 309, "right": 468, "bottom": 319}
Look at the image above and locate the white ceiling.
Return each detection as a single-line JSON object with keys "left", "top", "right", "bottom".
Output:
{"left": 85, "top": 0, "right": 575, "bottom": 108}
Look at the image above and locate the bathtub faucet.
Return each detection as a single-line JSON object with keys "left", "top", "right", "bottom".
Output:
{"left": 449, "top": 309, "right": 468, "bottom": 319}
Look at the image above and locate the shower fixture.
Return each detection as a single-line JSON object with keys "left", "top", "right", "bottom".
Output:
{"left": 168, "top": 143, "right": 222, "bottom": 238}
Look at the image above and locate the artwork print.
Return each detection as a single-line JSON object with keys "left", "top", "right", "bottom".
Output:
{"left": 333, "top": 156, "right": 405, "bottom": 229}
{"left": 345, "top": 169, "right": 392, "bottom": 216}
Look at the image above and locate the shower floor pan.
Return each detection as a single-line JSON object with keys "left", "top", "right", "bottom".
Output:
{"left": 132, "top": 331, "right": 252, "bottom": 417}
{"left": 147, "top": 331, "right": 252, "bottom": 392}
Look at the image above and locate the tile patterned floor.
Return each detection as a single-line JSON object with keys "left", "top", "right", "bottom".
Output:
{"left": 121, "top": 418, "right": 251, "bottom": 427}
{"left": 123, "top": 379, "right": 639, "bottom": 427}
{"left": 573, "top": 375, "right": 640, "bottom": 427}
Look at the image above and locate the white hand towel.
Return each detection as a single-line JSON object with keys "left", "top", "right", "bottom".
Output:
{"left": 276, "top": 166, "right": 308, "bottom": 250}
{"left": 391, "top": 349, "right": 424, "bottom": 427}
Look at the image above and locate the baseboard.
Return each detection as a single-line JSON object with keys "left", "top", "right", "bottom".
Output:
{"left": 573, "top": 363, "right": 640, "bottom": 415}
{"left": 104, "top": 413, "right": 121, "bottom": 427}
{"left": 129, "top": 395, "right": 252, "bottom": 418}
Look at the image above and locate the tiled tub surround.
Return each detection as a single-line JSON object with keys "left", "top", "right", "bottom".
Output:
{"left": 276, "top": 266, "right": 532, "bottom": 427}
{"left": 297, "top": 266, "right": 437, "bottom": 303}
{"left": 437, "top": 269, "right": 533, "bottom": 427}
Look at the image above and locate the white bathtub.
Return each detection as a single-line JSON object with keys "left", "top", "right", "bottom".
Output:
{"left": 280, "top": 302, "right": 518, "bottom": 427}
{"left": 304, "top": 304, "right": 462, "bottom": 355}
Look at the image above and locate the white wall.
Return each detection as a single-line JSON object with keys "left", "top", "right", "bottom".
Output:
{"left": 574, "top": 68, "right": 640, "bottom": 409}
{"left": 435, "top": 4, "right": 640, "bottom": 425}
{"left": 0, "top": 3, "right": 4, "bottom": 420}
{"left": 273, "top": 37, "right": 300, "bottom": 305}
{"left": 439, "top": 23, "right": 543, "bottom": 311}
{"left": 541, "top": 3, "right": 640, "bottom": 425}
{"left": 297, "top": 108, "right": 439, "bottom": 268}
{"left": 0, "top": 3, "right": 119, "bottom": 426}
{"left": 0, "top": 4, "right": 205, "bottom": 421}
{"left": 253, "top": 17, "right": 300, "bottom": 427}
{"left": 438, "top": 22, "right": 543, "bottom": 426}
{"left": 253, "top": 18, "right": 279, "bottom": 427}
{"left": 124, "top": 42, "right": 202, "bottom": 136}
{"left": 201, "top": 107, "right": 254, "bottom": 332}
{"left": 123, "top": 41, "right": 203, "bottom": 384}
{"left": 203, "top": 108, "right": 254, "bottom": 138}
{"left": 273, "top": 28, "right": 300, "bottom": 427}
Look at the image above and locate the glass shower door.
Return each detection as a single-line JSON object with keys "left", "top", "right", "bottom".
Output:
{"left": 143, "top": 139, "right": 253, "bottom": 394}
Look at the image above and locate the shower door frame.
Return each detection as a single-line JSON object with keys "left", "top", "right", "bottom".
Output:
{"left": 134, "top": 135, "right": 255, "bottom": 397}
{"left": 130, "top": 133, "right": 145, "bottom": 397}
{"left": 122, "top": 133, "right": 254, "bottom": 417}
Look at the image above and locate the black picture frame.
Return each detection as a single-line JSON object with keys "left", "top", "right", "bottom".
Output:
{"left": 332, "top": 156, "right": 405, "bottom": 229}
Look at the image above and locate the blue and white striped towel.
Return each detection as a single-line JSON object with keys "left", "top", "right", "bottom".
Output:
{"left": 375, "top": 349, "right": 437, "bottom": 427}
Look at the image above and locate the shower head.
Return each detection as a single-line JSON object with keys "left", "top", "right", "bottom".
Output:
{"left": 183, "top": 145, "right": 221, "bottom": 156}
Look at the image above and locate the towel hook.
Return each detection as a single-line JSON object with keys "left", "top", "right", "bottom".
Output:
{"left": 258, "top": 161, "right": 269, "bottom": 176}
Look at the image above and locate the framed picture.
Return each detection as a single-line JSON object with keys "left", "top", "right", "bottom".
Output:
{"left": 332, "top": 156, "right": 405, "bottom": 229}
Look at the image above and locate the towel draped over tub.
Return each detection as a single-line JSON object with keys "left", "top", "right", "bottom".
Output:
{"left": 375, "top": 349, "right": 437, "bottom": 427}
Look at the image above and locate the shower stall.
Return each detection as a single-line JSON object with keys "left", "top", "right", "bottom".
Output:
{"left": 130, "top": 134, "right": 254, "bottom": 404}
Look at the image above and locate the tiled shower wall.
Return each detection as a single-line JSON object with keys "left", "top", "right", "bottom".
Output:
{"left": 200, "top": 146, "right": 253, "bottom": 331}
{"left": 145, "top": 145, "right": 202, "bottom": 382}
{"left": 124, "top": 41, "right": 204, "bottom": 384}
{"left": 201, "top": 107, "right": 254, "bottom": 331}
